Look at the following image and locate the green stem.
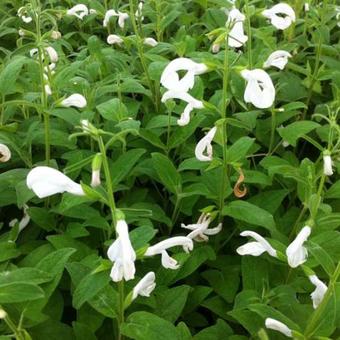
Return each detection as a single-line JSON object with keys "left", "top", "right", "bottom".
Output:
{"left": 268, "top": 109, "right": 276, "bottom": 155}
{"left": 218, "top": 39, "right": 229, "bottom": 220}
{"left": 0, "top": 308, "right": 25, "bottom": 340}
{"left": 244, "top": 0, "right": 252, "bottom": 68}
{"left": 304, "top": 262, "right": 340, "bottom": 337}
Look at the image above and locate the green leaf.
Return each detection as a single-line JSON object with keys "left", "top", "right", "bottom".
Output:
{"left": 226, "top": 137, "right": 255, "bottom": 164}
{"left": 0, "top": 283, "right": 44, "bottom": 303}
{"left": 151, "top": 153, "right": 181, "bottom": 194}
{"left": 194, "top": 319, "right": 233, "bottom": 339}
{"left": 222, "top": 201, "right": 276, "bottom": 231}
{"left": 121, "top": 312, "right": 180, "bottom": 340}
{"left": 277, "top": 121, "right": 320, "bottom": 147}
{"left": 96, "top": 98, "right": 128, "bottom": 122}
{"left": 0, "top": 268, "right": 53, "bottom": 285}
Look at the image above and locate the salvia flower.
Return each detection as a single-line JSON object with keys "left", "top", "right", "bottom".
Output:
{"left": 9, "top": 205, "right": 30, "bottom": 232}
{"left": 265, "top": 318, "right": 292, "bottom": 337}
{"left": 91, "top": 153, "right": 102, "bottom": 188}
{"left": 107, "top": 220, "right": 136, "bottom": 281}
{"left": 17, "top": 7, "right": 32, "bottom": 23}
{"left": 135, "top": 2, "right": 144, "bottom": 21}
{"left": 181, "top": 213, "right": 222, "bottom": 242}
{"left": 237, "top": 231, "right": 277, "bottom": 257}
{"left": 195, "top": 127, "right": 217, "bottom": 162}
{"left": 241, "top": 69, "right": 275, "bottom": 109}
{"left": 132, "top": 272, "right": 156, "bottom": 301}
{"left": 286, "top": 226, "right": 311, "bottom": 268}
{"left": 161, "top": 90, "right": 204, "bottom": 126}
{"left": 107, "top": 34, "right": 124, "bottom": 45}
{"left": 227, "top": 8, "right": 248, "bottom": 48}
{"left": 117, "top": 12, "right": 129, "bottom": 28}
{"left": 103, "top": 9, "right": 118, "bottom": 27}
{"left": 67, "top": 4, "right": 89, "bottom": 20}
{"left": 144, "top": 37, "right": 158, "bottom": 47}
{"left": 263, "top": 50, "right": 292, "bottom": 70}
{"left": 323, "top": 151, "right": 333, "bottom": 176}
{"left": 262, "top": 3, "right": 296, "bottom": 30}
{"left": 0, "top": 144, "right": 11, "bottom": 162}
{"left": 26, "top": 166, "right": 85, "bottom": 198}
{"left": 160, "top": 58, "right": 208, "bottom": 92}
{"left": 309, "top": 274, "right": 327, "bottom": 309}
{"left": 144, "top": 236, "right": 193, "bottom": 270}
{"left": 61, "top": 94, "right": 87, "bottom": 108}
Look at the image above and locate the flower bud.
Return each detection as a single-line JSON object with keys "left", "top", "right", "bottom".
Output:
{"left": 91, "top": 153, "right": 102, "bottom": 187}
{"left": 0, "top": 144, "right": 11, "bottom": 162}
{"left": 323, "top": 151, "right": 333, "bottom": 176}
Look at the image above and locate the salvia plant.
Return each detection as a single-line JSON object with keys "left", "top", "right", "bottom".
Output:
{"left": 0, "top": 0, "right": 339, "bottom": 339}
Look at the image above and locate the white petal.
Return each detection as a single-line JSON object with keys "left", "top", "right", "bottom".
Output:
{"left": 45, "top": 46, "right": 58, "bottom": 63}
{"left": 118, "top": 12, "right": 129, "bottom": 28}
{"left": 67, "top": 4, "right": 89, "bottom": 20}
{"left": 177, "top": 104, "right": 193, "bottom": 126}
{"left": 195, "top": 127, "right": 217, "bottom": 162}
{"left": 61, "top": 94, "right": 87, "bottom": 108}
{"left": 103, "top": 9, "right": 118, "bottom": 27}
{"left": 237, "top": 241, "right": 268, "bottom": 256}
{"left": 265, "top": 318, "right": 292, "bottom": 337}
{"left": 161, "top": 250, "right": 179, "bottom": 269}
{"left": 323, "top": 154, "right": 333, "bottom": 176}
{"left": 144, "top": 38, "right": 158, "bottom": 47}
{"left": 204, "top": 223, "right": 223, "bottom": 236}
{"left": 132, "top": 272, "right": 156, "bottom": 300}
{"left": 107, "top": 34, "right": 123, "bottom": 45}
{"left": 91, "top": 169, "right": 101, "bottom": 187}
{"left": 0, "top": 144, "right": 11, "bottom": 162}
{"left": 26, "top": 166, "right": 85, "bottom": 198}
{"left": 161, "top": 90, "right": 203, "bottom": 108}
{"left": 263, "top": 50, "right": 292, "bottom": 70}
{"left": 239, "top": 230, "right": 277, "bottom": 257}
{"left": 262, "top": 3, "right": 296, "bottom": 30}
{"left": 144, "top": 236, "right": 193, "bottom": 256}
{"left": 309, "top": 275, "right": 327, "bottom": 309}
{"left": 286, "top": 226, "right": 311, "bottom": 268}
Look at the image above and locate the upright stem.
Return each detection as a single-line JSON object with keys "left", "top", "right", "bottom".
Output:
{"left": 304, "top": 262, "right": 340, "bottom": 337}
{"left": 268, "top": 109, "right": 276, "bottom": 154}
{"left": 129, "top": 0, "right": 160, "bottom": 113}
{"left": 244, "top": 0, "right": 252, "bottom": 68}
{"left": 218, "top": 39, "right": 230, "bottom": 220}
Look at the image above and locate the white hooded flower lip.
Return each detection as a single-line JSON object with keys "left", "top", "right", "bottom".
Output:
{"left": 237, "top": 230, "right": 277, "bottom": 257}
{"left": 323, "top": 154, "right": 333, "bottom": 176}
{"left": 61, "top": 94, "right": 87, "bottom": 108}
{"left": 227, "top": 8, "right": 248, "bottom": 48}
{"left": 195, "top": 127, "right": 217, "bottom": 162}
{"left": 17, "top": 7, "right": 32, "bottom": 23}
{"left": 265, "top": 318, "right": 292, "bottom": 337}
{"left": 26, "top": 166, "right": 85, "bottom": 198}
{"left": 181, "top": 212, "right": 222, "bottom": 242}
{"left": 67, "top": 4, "right": 89, "bottom": 20}
{"left": 144, "top": 37, "right": 158, "bottom": 47}
{"left": 161, "top": 90, "right": 204, "bottom": 126}
{"left": 9, "top": 204, "right": 30, "bottom": 232}
{"left": 286, "top": 226, "right": 311, "bottom": 268}
{"left": 160, "top": 58, "right": 208, "bottom": 92}
{"left": 0, "top": 144, "right": 11, "bottom": 162}
{"left": 309, "top": 275, "right": 327, "bottom": 309}
{"left": 117, "top": 12, "right": 129, "bottom": 28}
{"left": 241, "top": 69, "right": 275, "bottom": 109}
{"left": 132, "top": 272, "right": 156, "bottom": 300}
{"left": 263, "top": 50, "right": 292, "bottom": 70}
{"left": 144, "top": 236, "right": 193, "bottom": 270}
{"left": 103, "top": 9, "right": 118, "bottom": 27}
{"left": 107, "top": 220, "right": 136, "bottom": 282}
{"left": 262, "top": 3, "right": 296, "bottom": 30}
{"left": 107, "top": 34, "right": 124, "bottom": 45}
{"left": 45, "top": 46, "right": 58, "bottom": 63}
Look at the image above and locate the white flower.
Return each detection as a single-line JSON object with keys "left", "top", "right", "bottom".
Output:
{"left": 18, "top": 29, "right": 25, "bottom": 37}
{"left": 309, "top": 275, "right": 327, "bottom": 309}
{"left": 262, "top": 3, "right": 296, "bottom": 30}
{"left": 304, "top": 3, "right": 310, "bottom": 12}
{"left": 51, "top": 31, "right": 61, "bottom": 40}
{"left": 117, "top": 12, "right": 129, "bottom": 28}
{"left": 44, "top": 84, "right": 52, "bottom": 96}
{"left": 9, "top": 205, "right": 30, "bottom": 232}
{"left": 61, "top": 94, "right": 87, "bottom": 108}
{"left": 212, "top": 43, "right": 220, "bottom": 53}
{"left": 45, "top": 46, "right": 58, "bottom": 63}
{"left": 323, "top": 153, "right": 333, "bottom": 176}
{"left": 162, "top": 90, "right": 204, "bottom": 126}
{"left": 107, "top": 34, "right": 124, "bottom": 45}
{"left": 144, "top": 236, "right": 193, "bottom": 270}
{"left": 17, "top": 7, "right": 32, "bottom": 23}
{"left": 135, "top": 2, "right": 144, "bottom": 21}
{"left": 103, "top": 9, "right": 118, "bottom": 27}
{"left": 144, "top": 37, "right": 158, "bottom": 47}
{"left": 195, "top": 127, "right": 217, "bottom": 162}
{"left": 160, "top": 58, "right": 208, "bottom": 92}
{"left": 263, "top": 50, "right": 292, "bottom": 70}
{"left": 107, "top": 220, "right": 136, "bottom": 282}
{"left": 241, "top": 69, "right": 275, "bottom": 109}
{"left": 132, "top": 272, "right": 156, "bottom": 300}
{"left": 227, "top": 8, "right": 248, "bottom": 48}
{"left": 91, "top": 169, "right": 101, "bottom": 187}
{"left": 26, "top": 166, "right": 85, "bottom": 198}
{"left": 265, "top": 318, "right": 292, "bottom": 337}
{"left": 286, "top": 226, "right": 311, "bottom": 268}
{"left": 181, "top": 212, "right": 222, "bottom": 242}
{"left": 0, "top": 309, "right": 7, "bottom": 319}
{"left": 237, "top": 231, "right": 277, "bottom": 257}
{"left": 67, "top": 4, "right": 89, "bottom": 20}
{"left": 0, "top": 144, "right": 11, "bottom": 162}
